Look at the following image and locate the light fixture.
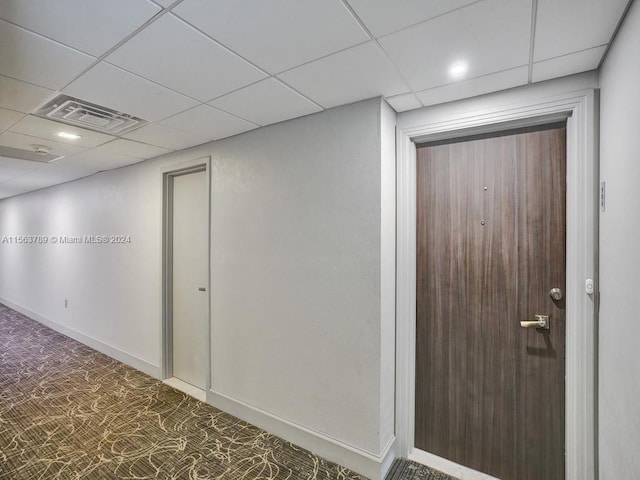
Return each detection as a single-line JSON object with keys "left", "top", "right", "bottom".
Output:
{"left": 448, "top": 61, "right": 468, "bottom": 80}
{"left": 57, "top": 131, "right": 82, "bottom": 140}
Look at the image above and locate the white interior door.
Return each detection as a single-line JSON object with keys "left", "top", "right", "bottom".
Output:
{"left": 171, "top": 170, "right": 208, "bottom": 389}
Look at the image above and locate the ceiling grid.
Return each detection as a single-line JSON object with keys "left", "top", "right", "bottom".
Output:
{"left": 0, "top": 0, "right": 631, "bottom": 198}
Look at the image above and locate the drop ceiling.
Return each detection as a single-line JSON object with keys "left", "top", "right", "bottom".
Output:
{"left": 0, "top": 0, "right": 631, "bottom": 199}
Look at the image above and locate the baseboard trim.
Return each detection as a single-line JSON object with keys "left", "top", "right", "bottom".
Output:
{"left": 0, "top": 298, "right": 160, "bottom": 378}
{"left": 207, "top": 389, "right": 396, "bottom": 480}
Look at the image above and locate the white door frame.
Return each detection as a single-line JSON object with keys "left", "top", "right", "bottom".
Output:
{"left": 161, "top": 157, "right": 212, "bottom": 390}
{"left": 395, "top": 89, "right": 598, "bottom": 480}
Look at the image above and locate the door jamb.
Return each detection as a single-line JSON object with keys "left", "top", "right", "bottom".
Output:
{"left": 161, "top": 157, "right": 212, "bottom": 391}
{"left": 395, "top": 90, "right": 598, "bottom": 480}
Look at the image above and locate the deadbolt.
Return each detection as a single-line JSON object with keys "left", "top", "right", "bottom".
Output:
{"left": 549, "top": 288, "right": 563, "bottom": 301}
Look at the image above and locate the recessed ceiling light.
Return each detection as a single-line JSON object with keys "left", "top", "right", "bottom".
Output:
{"left": 57, "top": 131, "right": 82, "bottom": 140}
{"left": 449, "top": 61, "right": 468, "bottom": 80}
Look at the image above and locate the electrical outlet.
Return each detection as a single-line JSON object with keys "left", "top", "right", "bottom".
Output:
{"left": 64, "top": 299, "right": 68, "bottom": 308}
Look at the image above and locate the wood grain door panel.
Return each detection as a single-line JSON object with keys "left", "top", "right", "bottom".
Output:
{"left": 415, "top": 125, "right": 566, "bottom": 480}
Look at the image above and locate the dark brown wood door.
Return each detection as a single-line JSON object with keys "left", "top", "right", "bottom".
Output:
{"left": 415, "top": 125, "right": 566, "bottom": 480}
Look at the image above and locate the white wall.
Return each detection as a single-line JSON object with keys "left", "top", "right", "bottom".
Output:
{"left": 598, "top": 1, "right": 640, "bottom": 477}
{"left": 379, "top": 100, "right": 397, "bottom": 458}
{"left": 0, "top": 165, "right": 163, "bottom": 374}
{"left": 0, "top": 97, "right": 394, "bottom": 479}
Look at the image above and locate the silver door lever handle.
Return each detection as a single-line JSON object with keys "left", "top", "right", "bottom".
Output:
{"left": 520, "top": 315, "right": 549, "bottom": 330}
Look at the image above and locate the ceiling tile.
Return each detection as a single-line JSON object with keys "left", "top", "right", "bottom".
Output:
{"left": 379, "top": 0, "right": 531, "bottom": 92}
{"left": 534, "top": 0, "right": 628, "bottom": 61}
{"left": 123, "top": 123, "right": 207, "bottom": 150}
{"left": 0, "top": 19, "right": 96, "bottom": 90}
{"left": 384, "top": 93, "right": 422, "bottom": 112}
{"left": 153, "top": 0, "right": 178, "bottom": 7}
{"left": 278, "top": 42, "right": 408, "bottom": 108}
{"left": 531, "top": 46, "right": 606, "bottom": 83}
{"left": 0, "top": 108, "right": 24, "bottom": 132}
{"left": 173, "top": 0, "right": 369, "bottom": 74}
{"left": 10, "top": 116, "right": 115, "bottom": 149}
{"left": 0, "top": 161, "right": 36, "bottom": 183}
{"left": 210, "top": 78, "right": 322, "bottom": 126}
{"left": 415, "top": 66, "right": 529, "bottom": 107}
{"left": 64, "top": 148, "right": 145, "bottom": 171}
{"left": 107, "top": 14, "right": 266, "bottom": 102}
{"left": 0, "top": 155, "right": 46, "bottom": 175}
{"left": 63, "top": 62, "right": 199, "bottom": 122}
{"left": 0, "top": 162, "right": 97, "bottom": 193}
{"left": 0, "top": 75, "right": 55, "bottom": 113}
{"left": 347, "top": 0, "right": 478, "bottom": 37}
{"left": 0, "top": 131, "right": 87, "bottom": 158}
{"left": 0, "top": 0, "right": 161, "bottom": 57}
{"left": 160, "top": 105, "right": 259, "bottom": 141}
{"left": 97, "top": 139, "right": 172, "bottom": 159}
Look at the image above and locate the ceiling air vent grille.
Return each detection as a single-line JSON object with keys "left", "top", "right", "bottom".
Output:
{"left": 35, "top": 95, "right": 147, "bottom": 135}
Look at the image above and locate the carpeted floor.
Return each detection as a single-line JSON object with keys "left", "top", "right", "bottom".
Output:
{"left": 0, "top": 303, "right": 368, "bottom": 480}
{"left": 384, "top": 459, "right": 456, "bottom": 480}
{"left": 0, "top": 303, "right": 457, "bottom": 480}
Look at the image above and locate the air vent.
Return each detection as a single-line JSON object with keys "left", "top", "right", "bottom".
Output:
{"left": 35, "top": 95, "right": 148, "bottom": 135}
{"left": 0, "top": 145, "right": 63, "bottom": 163}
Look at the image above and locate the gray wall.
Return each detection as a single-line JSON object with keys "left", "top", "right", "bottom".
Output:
{"left": 598, "top": 0, "right": 640, "bottom": 477}
{"left": 0, "top": 98, "right": 395, "bottom": 477}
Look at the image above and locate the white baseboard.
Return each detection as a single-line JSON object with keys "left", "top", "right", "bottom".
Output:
{"left": 207, "top": 389, "right": 396, "bottom": 480}
{"left": 0, "top": 297, "right": 160, "bottom": 378}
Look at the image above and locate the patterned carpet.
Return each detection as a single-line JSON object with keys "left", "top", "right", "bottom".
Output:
{"left": 0, "top": 303, "right": 367, "bottom": 480}
{"left": 384, "top": 459, "right": 456, "bottom": 480}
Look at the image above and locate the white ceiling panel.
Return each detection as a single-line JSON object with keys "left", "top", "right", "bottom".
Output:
{"left": 0, "top": 155, "right": 46, "bottom": 174}
{"left": 123, "top": 123, "right": 207, "bottom": 150}
{"left": 278, "top": 42, "right": 408, "bottom": 108}
{"left": 534, "top": 0, "right": 628, "bottom": 61}
{"left": 384, "top": 93, "right": 422, "bottom": 112}
{"left": 63, "top": 62, "right": 198, "bottom": 122}
{"left": 0, "top": 163, "right": 97, "bottom": 193}
{"left": 107, "top": 14, "right": 266, "bottom": 102}
{"left": 160, "top": 105, "right": 259, "bottom": 141}
{"left": 347, "top": 0, "right": 479, "bottom": 37}
{"left": 10, "top": 116, "right": 115, "bottom": 149}
{"left": 210, "top": 78, "right": 322, "bottom": 126}
{"left": 0, "top": 0, "right": 161, "bottom": 57}
{"left": 532, "top": 46, "right": 606, "bottom": 83}
{"left": 415, "top": 66, "right": 529, "bottom": 107}
{"left": 0, "top": 158, "right": 39, "bottom": 182}
{"left": 173, "top": 0, "right": 369, "bottom": 74}
{"left": 0, "top": 131, "right": 87, "bottom": 158}
{"left": 0, "top": 19, "right": 96, "bottom": 90}
{"left": 154, "top": 0, "right": 179, "bottom": 7}
{"left": 0, "top": 75, "right": 54, "bottom": 113}
{"left": 64, "top": 148, "right": 145, "bottom": 171}
{"left": 379, "top": 0, "right": 531, "bottom": 92}
{"left": 97, "top": 139, "right": 172, "bottom": 159}
{"left": 0, "top": 108, "right": 24, "bottom": 132}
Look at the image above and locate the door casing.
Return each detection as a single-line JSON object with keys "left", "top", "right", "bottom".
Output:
{"left": 395, "top": 90, "right": 598, "bottom": 480}
{"left": 161, "top": 157, "right": 212, "bottom": 390}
